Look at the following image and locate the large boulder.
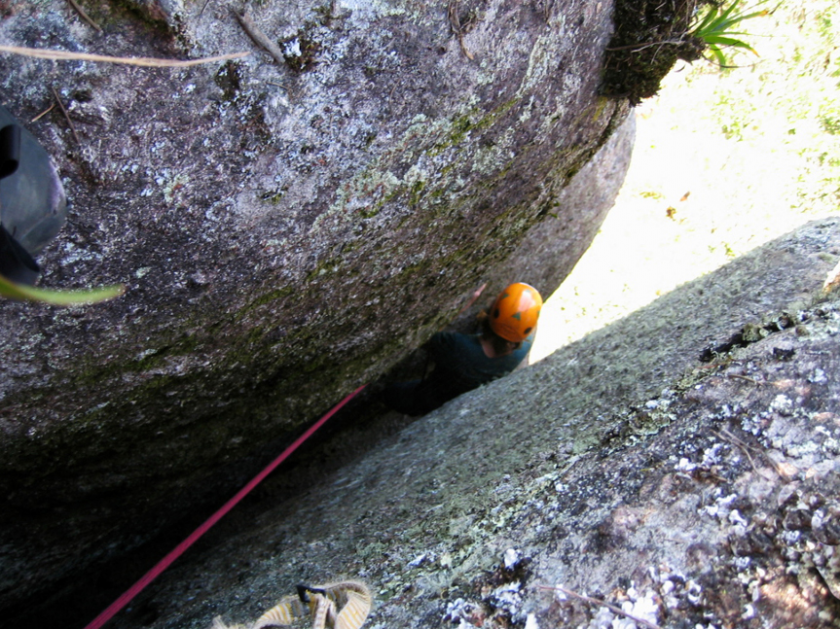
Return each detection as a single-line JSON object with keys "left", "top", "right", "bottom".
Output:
{"left": 96, "top": 217, "right": 840, "bottom": 629}
{"left": 0, "top": 0, "right": 634, "bottom": 617}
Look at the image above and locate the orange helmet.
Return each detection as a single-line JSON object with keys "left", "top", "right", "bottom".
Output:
{"left": 489, "top": 283, "right": 542, "bottom": 342}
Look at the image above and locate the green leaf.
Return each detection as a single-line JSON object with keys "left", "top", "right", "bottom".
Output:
{"left": 693, "top": 6, "right": 720, "bottom": 34}
{"left": 0, "top": 274, "right": 125, "bottom": 305}
{"left": 690, "top": 0, "right": 775, "bottom": 66}
{"left": 709, "top": 45, "right": 729, "bottom": 67}
{"left": 703, "top": 35, "right": 757, "bottom": 52}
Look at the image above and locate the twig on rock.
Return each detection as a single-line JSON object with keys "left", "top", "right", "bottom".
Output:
{"left": 66, "top": 0, "right": 103, "bottom": 32}
{"left": 235, "top": 8, "right": 287, "bottom": 67}
{"left": 715, "top": 427, "right": 760, "bottom": 472}
{"left": 715, "top": 427, "right": 786, "bottom": 478}
{"left": 448, "top": 1, "right": 474, "bottom": 60}
{"left": 0, "top": 45, "right": 248, "bottom": 67}
{"left": 726, "top": 373, "right": 769, "bottom": 385}
{"left": 31, "top": 103, "right": 56, "bottom": 123}
{"left": 199, "top": 0, "right": 213, "bottom": 19}
{"left": 605, "top": 39, "right": 687, "bottom": 52}
{"left": 538, "top": 585, "right": 662, "bottom": 629}
{"left": 51, "top": 86, "right": 80, "bottom": 145}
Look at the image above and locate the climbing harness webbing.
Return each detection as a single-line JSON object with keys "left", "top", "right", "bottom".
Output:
{"left": 84, "top": 384, "right": 367, "bottom": 629}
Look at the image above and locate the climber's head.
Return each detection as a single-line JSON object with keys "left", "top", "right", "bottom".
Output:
{"left": 488, "top": 282, "right": 542, "bottom": 343}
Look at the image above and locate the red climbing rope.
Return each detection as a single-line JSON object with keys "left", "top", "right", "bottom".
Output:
{"left": 84, "top": 384, "right": 367, "bottom": 629}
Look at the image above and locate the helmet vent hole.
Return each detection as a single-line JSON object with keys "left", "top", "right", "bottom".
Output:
{"left": 524, "top": 327, "right": 532, "bottom": 335}
{"left": 493, "top": 308, "right": 500, "bottom": 318}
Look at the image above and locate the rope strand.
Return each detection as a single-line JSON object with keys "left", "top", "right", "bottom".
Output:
{"left": 84, "top": 385, "right": 367, "bottom": 629}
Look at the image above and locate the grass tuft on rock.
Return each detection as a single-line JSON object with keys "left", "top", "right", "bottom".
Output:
{"left": 602, "top": 0, "right": 711, "bottom": 104}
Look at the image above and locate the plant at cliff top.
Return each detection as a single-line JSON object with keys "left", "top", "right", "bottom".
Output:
{"left": 602, "top": 0, "right": 778, "bottom": 103}
{"left": 689, "top": 0, "right": 777, "bottom": 67}
{"left": 0, "top": 273, "right": 124, "bottom": 305}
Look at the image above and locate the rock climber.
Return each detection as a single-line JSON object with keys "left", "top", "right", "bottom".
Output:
{"left": 382, "top": 282, "right": 543, "bottom": 416}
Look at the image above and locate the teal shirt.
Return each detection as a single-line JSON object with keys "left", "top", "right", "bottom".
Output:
{"left": 427, "top": 331, "right": 533, "bottom": 394}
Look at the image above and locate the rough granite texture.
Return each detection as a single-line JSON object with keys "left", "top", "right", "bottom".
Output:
{"left": 86, "top": 217, "right": 840, "bottom": 629}
{"left": 0, "top": 0, "right": 634, "bottom": 617}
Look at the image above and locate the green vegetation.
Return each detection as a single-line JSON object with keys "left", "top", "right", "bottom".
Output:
{"left": 603, "top": 0, "right": 706, "bottom": 103}
{"left": 690, "top": 0, "right": 777, "bottom": 67}
{"left": 0, "top": 274, "right": 124, "bottom": 305}
{"left": 534, "top": 0, "right": 840, "bottom": 360}
{"left": 603, "top": 0, "right": 776, "bottom": 102}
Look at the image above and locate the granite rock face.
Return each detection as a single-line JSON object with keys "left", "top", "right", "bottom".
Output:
{"left": 0, "top": 0, "right": 634, "bottom": 617}
{"left": 101, "top": 218, "right": 840, "bottom": 629}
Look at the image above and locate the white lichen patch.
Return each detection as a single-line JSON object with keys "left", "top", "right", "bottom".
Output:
{"left": 338, "top": 0, "right": 409, "bottom": 21}
{"left": 60, "top": 242, "right": 103, "bottom": 266}
{"left": 616, "top": 590, "right": 659, "bottom": 628}
{"left": 503, "top": 548, "right": 520, "bottom": 570}
{"left": 489, "top": 581, "right": 522, "bottom": 612}
{"left": 163, "top": 173, "right": 190, "bottom": 204}
{"left": 282, "top": 38, "right": 302, "bottom": 59}
{"left": 515, "top": 31, "right": 568, "bottom": 99}
{"left": 769, "top": 393, "right": 794, "bottom": 416}
{"left": 699, "top": 489, "right": 739, "bottom": 523}
{"left": 443, "top": 598, "right": 480, "bottom": 627}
